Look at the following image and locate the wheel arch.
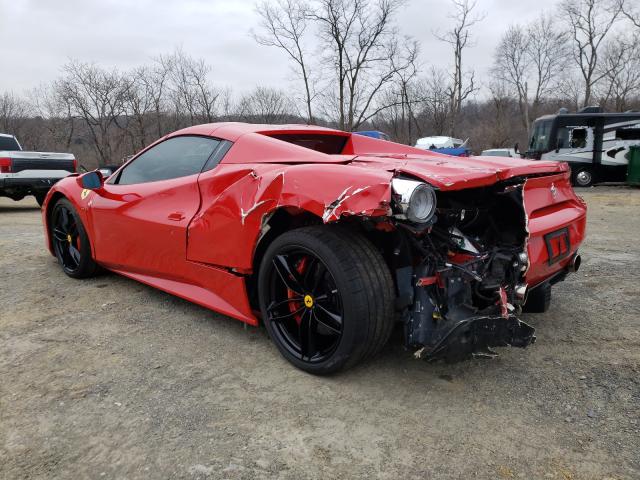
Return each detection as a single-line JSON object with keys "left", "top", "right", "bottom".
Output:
{"left": 44, "top": 191, "right": 97, "bottom": 260}
{"left": 246, "top": 206, "right": 322, "bottom": 312}
{"left": 245, "top": 206, "right": 400, "bottom": 312}
{"left": 44, "top": 191, "right": 69, "bottom": 254}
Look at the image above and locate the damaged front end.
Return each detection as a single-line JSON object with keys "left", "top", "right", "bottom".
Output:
{"left": 388, "top": 178, "right": 536, "bottom": 361}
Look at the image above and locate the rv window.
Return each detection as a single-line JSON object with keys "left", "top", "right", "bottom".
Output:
{"left": 556, "top": 127, "right": 570, "bottom": 149}
{"left": 570, "top": 128, "right": 587, "bottom": 149}
{"left": 616, "top": 128, "right": 640, "bottom": 141}
{"left": 529, "top": 119, "right": 552, "bottom": 152}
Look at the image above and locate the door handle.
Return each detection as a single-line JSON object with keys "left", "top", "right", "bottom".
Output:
{"left": 168, "top": 212, "right": 185, "bottom": 221}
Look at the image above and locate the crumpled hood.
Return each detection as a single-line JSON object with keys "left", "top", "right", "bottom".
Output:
{"left": 352, "top": 154, "right": 568, "bottom": 190}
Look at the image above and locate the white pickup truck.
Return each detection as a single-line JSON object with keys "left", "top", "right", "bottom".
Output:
{"left": 0, "top": 133, "right": 77, "bottom": 206}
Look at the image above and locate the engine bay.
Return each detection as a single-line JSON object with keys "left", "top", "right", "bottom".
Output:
{"left": 393, "top": 182, "right": 537, "bottom": 360}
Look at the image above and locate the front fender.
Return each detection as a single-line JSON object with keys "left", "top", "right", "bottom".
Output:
{"left": 187, "top": 163, "right": 394, "bottom": 271}
{"left": 42, "top": 176, "right": 95, "bottom": 257}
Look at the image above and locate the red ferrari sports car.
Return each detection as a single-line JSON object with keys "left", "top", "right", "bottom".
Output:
{"left": 42, "top": 123, "right": 586, "bottom": 374}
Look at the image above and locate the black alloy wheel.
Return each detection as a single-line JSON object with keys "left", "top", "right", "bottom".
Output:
{"left": 258, "top": 226, "right": 395, "bottom": 374}
{"left": 50, "top": 199, "right": 99, "bottom": 278}
{"left": 265, "top": 247, "right": 344, "bottom": 364}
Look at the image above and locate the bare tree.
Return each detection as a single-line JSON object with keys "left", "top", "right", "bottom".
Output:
{"left": 561, "top": 0, "right": 623, "bottom": 106}
{"left": 378, "top": 41, "right": 422, "bottom": 144}
{"left": 493, "top": 15, "right": 567, "bottom": 135}
{"left": 122, "top": 67, "right": 157, "bottom": 152}
{"left": 596, "top": 33, "right": 640, "bottom": 110}
{"left": 161, "top": 48, "right": 221, "bottom": 128}
{"left": 311, "top": 0, "right": 418, "bottom": 131}
{"left": 526, "top": 15, "right": 570, "bottom": 113}
{"left": 619, "top": 0, "right": 640, "bottom": 29}
{"left": 29, "top": 84, "right": 76, "bottom": 150}
{"left": 57, "top": 61, "right": 129, "bottom": 165}
{"left": 493, "top": 25, "right": 530, "bottom": 131}
{"left": 486, "top": 80, "right": 517, "bottom": 148}
{"left": 416, "top": 67, "right": 452, "bottom": 136}
{"left": 254, "top": 0, "right": 316, "bottom": 123}
{"left": 142, "top": 60, "right": 170, "bottom": 138}
{"left": 237, "top": 86, "right": 297, "bottom": 122}
{"left": 435, "top": 0, "right": 483, "bottom": 135}
{"left": 372, "top": 65, "right": 424, "bottom": 144}
{"left": 0, "top": 92, "right": 32, "bottom": 142}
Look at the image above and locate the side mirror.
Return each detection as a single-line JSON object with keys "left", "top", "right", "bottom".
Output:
{"left": 78, "top": 170, "right": 104, "bottom": 190}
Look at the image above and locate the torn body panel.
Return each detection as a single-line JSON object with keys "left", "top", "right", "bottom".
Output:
{"left": 398, "top": 176, "right": 585, "bottom": 360}
{"left": 186, "top": 163, "right": 393, "bottom": 270}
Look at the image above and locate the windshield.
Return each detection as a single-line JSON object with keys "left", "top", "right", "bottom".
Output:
{"left": 0, "top": 136, "right": 20, "bottom": 151}
{"left": 529, "top": 119, "right": 552, "bottom": 152}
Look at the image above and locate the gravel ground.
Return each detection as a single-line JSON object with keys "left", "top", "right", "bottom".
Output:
{"left": 1, "top": 187, "right": 639, "bottom": 480}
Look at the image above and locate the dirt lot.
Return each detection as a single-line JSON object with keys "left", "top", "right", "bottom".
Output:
{"left": 1, "top": 187, "right": 639, "bottom": 480}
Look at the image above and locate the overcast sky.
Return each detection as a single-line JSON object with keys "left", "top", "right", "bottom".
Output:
{"left": 1, "top": 0, "right": 559, "bottom": 97}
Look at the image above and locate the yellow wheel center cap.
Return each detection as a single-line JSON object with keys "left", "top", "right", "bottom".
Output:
{"left": 304, "top": 294, "right": 314, "bottom": 308}
{"left": 67, "top": 234, "right": 72, "bottom": 243}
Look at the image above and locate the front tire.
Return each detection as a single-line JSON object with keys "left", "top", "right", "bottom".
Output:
{"left": 50, "top": 198, "right": 99, "bottom": 278}
{"left": 258, "top": 226, "right": 395, "bottom": 375}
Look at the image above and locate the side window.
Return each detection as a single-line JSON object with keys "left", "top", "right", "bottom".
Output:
{"left": 616, "top": 128, "right": 640, "bottom": 140}
{"left": 115, "top": 136, "right": 220, "bottom": 185}
{"left": 570, "top": 128, "right": 587, "bottom": 149}
{"left": 556, "top": 127, "right": 570, "bottom": 149}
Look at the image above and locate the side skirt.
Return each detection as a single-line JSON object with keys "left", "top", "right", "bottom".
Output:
{"left": 108, "top": 263, "right": 258, "bottom": 326}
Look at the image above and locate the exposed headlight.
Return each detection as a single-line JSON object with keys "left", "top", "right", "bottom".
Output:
{"left": 391, "top": 178, "right": 437, "bottom": 224}
{"left": 517, "top": 252, "right": 529, "bottom": 271}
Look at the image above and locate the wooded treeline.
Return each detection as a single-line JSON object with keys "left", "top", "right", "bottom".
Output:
{"left": 1, "top": 0, "right": 638, "bottom": 168}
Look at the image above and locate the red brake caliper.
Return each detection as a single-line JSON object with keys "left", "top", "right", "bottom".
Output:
{"left": 287, "top": 256, "right": 308, "bottom": 325}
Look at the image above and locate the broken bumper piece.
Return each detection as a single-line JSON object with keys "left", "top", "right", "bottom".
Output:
{"left": 418, "top": 315, "right": 536, "bottom": 363}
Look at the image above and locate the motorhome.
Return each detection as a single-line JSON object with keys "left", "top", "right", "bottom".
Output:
{"left": 526, "top": 107, "right": 640, "bottom": 186}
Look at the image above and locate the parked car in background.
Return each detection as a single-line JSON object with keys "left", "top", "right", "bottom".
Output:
{"left": 42, "top": 123, "right": 586, "bottom": 374}
{"left": 414, "top": 136, "right": 471, "bottom": 156}
{"left": 354, "top": 130, "right": 391, "bottom": 141}
{"left": 481, "top": 148, "right": 519, "bottom": 158}
{"left": 98, "top": 166, "right": 119, "bottom": 178}
{"left": 525, "top": 107, "right": 640, "bottom": 187}
{"left": 0, "top": 133, "right": 77, "bottom": 206}
{"left": 89, "top": 155, "right": 135, "bottom": 179}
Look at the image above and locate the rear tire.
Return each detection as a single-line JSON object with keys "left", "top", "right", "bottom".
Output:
{"left": 258, "top": 226, "right": 395, "bottom": 375}
{"left": 572, "top": 167, "right": 594, "bottom": 187}
{"left": 523, "top": 282, "right": 551, "bottom": 313}
{"left": 50, "top": 198, "right": 99, "bottom": 279}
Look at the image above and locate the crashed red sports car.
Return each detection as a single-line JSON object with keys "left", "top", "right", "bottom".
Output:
{"left": 42, "top": 123, "right": 586, "bottom": 374}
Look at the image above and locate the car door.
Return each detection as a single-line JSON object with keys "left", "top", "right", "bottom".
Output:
{"left": 89, "top": 135, "right": 221, "bottom": 279}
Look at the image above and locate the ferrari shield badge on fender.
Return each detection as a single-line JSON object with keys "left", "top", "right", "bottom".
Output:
{"left": 81, "top": 189, "right": 91, "bottom": 200}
